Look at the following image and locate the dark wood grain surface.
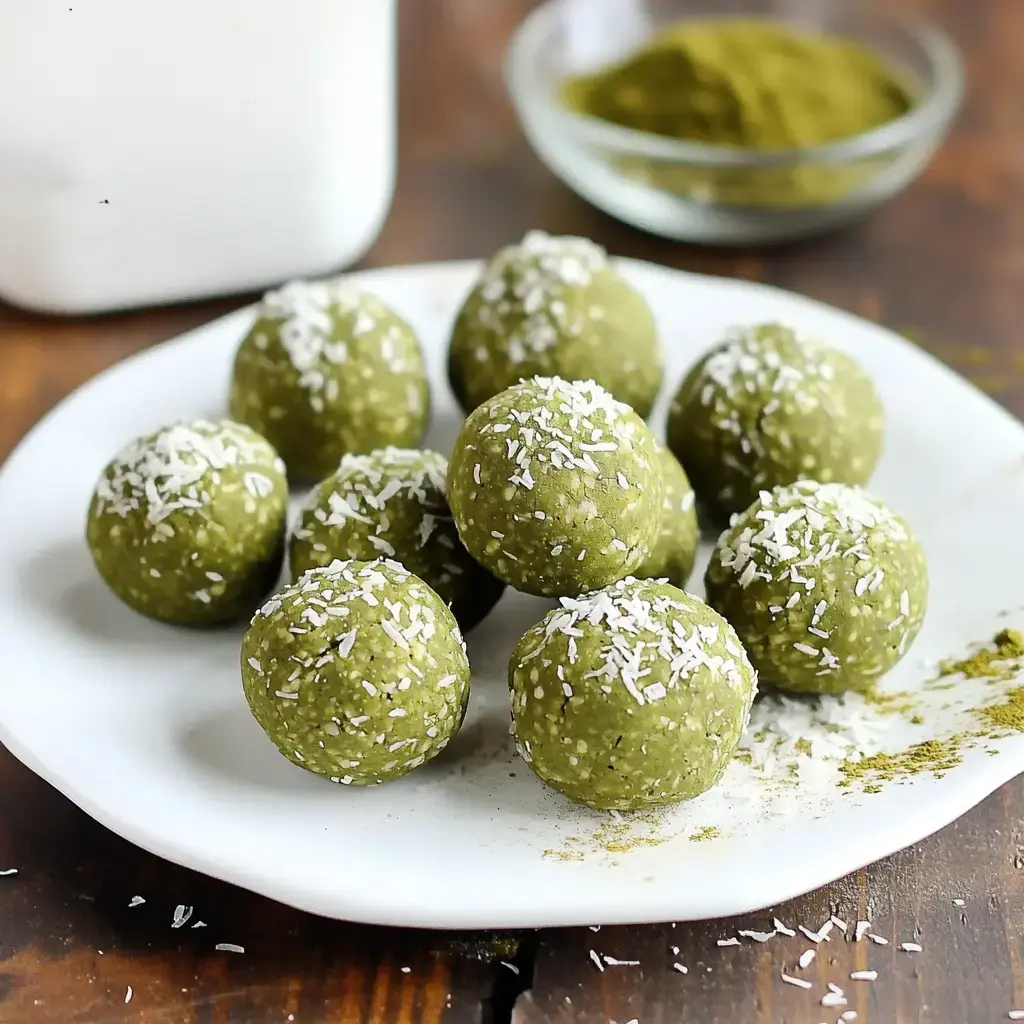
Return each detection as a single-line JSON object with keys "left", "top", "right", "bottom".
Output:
{"left": 1, "top": 2, "right": 1023, "bottom": 1022}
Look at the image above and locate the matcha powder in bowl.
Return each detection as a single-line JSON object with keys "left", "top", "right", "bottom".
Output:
{"left": 507, "top": 2, "right": 963, "bottom": 241}
{"left": 561, "top": 19, "right": 914, "bottom": 152}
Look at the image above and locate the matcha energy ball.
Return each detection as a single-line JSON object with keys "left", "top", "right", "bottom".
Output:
{"left": 290, "top": 447, "right": 505, "bottom": 632}
{"left": 448, "top": 230, "right": 663, "bottom": 417}
{"left": 704, "top": 480, "right": 927, "bottom": 694}
{"left": 509, "top": 577, "right": 757, "bottom": 810}
{"left": 86, "top": 419, "right": 288, "bottom": 625}
{"left": 448, "top": 376, "right": 664, "bottom": 597}
{"left": 634, "top": 443, "right": 700, "bottom": 589}
{"left": 242, "top": 558, "right": 471, "bottom": 784}
{"left": 667, "top": 323, "right": 884, "bottom": 520}
{"left": 230, "top": 279, "right": 430, "bottom": 483}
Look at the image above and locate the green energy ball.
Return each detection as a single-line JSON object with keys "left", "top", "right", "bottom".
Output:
{"left": 229, "top": 280, "right": 430, "bottom": 483}
{"left": 667, "top": 323, "right": 884, "bottom": 521}
{"left": 447, "top": 230, "right": 663, "bottom": 417}
{"left": 447, "top": 376, "right": 664, "bottom": 598}
{"left": 704, "top": 480, "right": 927, "bottom": 695}
{"left": 289, "top": 447, "right": 505, "bottom": 633}
{"left": 86, "top": 419, "right": 287, "bottom": 625}
{"left": 509, "top": 577, "right": 757, "bottom": 810}
{"left": 241, "top": 558, "right": 471, "bottom": 785}
{"left": 634, "top": 443, "right": 700, "bottom": 589}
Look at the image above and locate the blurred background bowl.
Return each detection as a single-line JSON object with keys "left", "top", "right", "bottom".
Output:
{"left": 506, "top": 0, "right": 964, "bottom": 245}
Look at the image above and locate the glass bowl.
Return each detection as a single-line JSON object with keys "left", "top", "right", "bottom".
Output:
{"left": 505, "top": 0, "right": 964, "bottom": 245}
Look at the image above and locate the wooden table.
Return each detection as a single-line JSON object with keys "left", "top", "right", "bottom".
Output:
{"left": 2, "top": 2, "right": 1023, "bottom": 1021}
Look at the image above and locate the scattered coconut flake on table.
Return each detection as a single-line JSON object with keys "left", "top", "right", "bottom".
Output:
{"left": 128, "top": 895, "right": 145, "bottom": 908}
{"left": 192, "top": 921, "right": 207, "bottom": 929}
{"left": 774, "top": 918, "right": 796, "bottom": 937}
{"left": 589, "top": 950, "right": 604, "bottom": 972}
{"left": 800, "top": 921, "right": 833, "bottom": 943}
{"left": 171, "top": 905, "right": 193, "bottom": 929}
{"left": 738, "top": 929, "right": 776, "bottom": 942}
{"left": 1008, "top": 1011, "right": 1024, "bottom": 1020}
{"left": 124, "top": 986, "right": 133, "bottom": 1005}
{"left": 952, "top": 898, "right": 966, "bottom": 907}
{"left": 850, "top": 970, "right": 878, "bottom": 981}
{"left": 841, "top": 1013, "right": 858, "bottom": 1022}
{"left": 899, "top": 942, "right": 923, "bottom": 953}
{"left": 821, "top": 990, "right": 848, "bottom": 1009}
{"left": 799, "top": 949, "right": 817, "bottom": 969}
{"left": 215, "top": 943, "right": 245, "bottom": 954}
{"left": 400, "top": 967, "right": 412, "bottom": 974}
{"left": 588, "top": 925, "right": 601, "bottom": 932}
{"left": 854, "top": 921, "right": 870, "bottom": 941}
{"left": 603, "top": 956, "right": 641, "bottom": 966}
{"left": 501, "top": 962, "right": 520, "bottom": 975}
{"left": 717, "top": 938, "right": 741, "bottom": 947}
{"left": 868, "top": 934, "right": 889, "bottom": 946}
{"left": 0, "top": 869, "right": 17, "bottom": 877}
{"left": 671, "top": 963, "right": 687, "bottom": 974}
{"left": 830, "top": 916, "right": 848, "bottom": 933}
{"left": 781, "top": 972, "right": 813, "bottom": 989}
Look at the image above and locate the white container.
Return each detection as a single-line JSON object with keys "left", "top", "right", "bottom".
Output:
{"left": 0, "top": 0, "right": 397, "bottom": 315}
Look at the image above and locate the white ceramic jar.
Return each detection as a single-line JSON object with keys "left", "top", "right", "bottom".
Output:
{"left": 0, "top": 0, "right": 397, "bottom": 314}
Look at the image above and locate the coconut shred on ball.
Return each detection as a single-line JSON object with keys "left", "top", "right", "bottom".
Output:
{"left": 241, "top": 558, "right": 471, "bottom": 785}
{"left": 290, "top": 447, "right": 504, "bottom": 632}
{"left": 447, "top": 230, "right": 663, "bottom": 417}
{"left": 704, "top": 480, "right": 927, "bottom": 695}
{"left": 86, "top": 419, "right": 288, "bottom": 625}
{"left": 509, "top": 577, "right": 757, "bottom": 810}
{"left": 229, "top": 279, "right": 430, "bottom": 483}
{"left": 667, "top": 323, "right": 884, "bottom": 520}
{"left": 447, "top": 376, "right": 664, "bottom": 597}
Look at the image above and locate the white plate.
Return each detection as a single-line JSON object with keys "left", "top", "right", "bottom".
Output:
{"left": 1, "top": 259, "right": 1022, "bottom": 930}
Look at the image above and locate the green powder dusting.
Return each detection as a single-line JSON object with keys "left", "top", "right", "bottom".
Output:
{"left": 862, "top": 687, "right": 919, "bottom": 717}
{"left": 839, "top": 737, "right": 966, "bottom": 789}
{"left": 442, "top": 936, "right": 521, "bottom": 960}
{"left": 976, "top": 688, "right": 1024, "bottom": 733}
{"left": 896, "top": 326, "right": 926, "bottom": 345}
{"left": 559, "top": 18, "right": 914, "bottom": 209}
{"left": 562, "top": 19, "right": 911, "bottom": 150}
{"left": 543, "top": 848, "right": 585, "bottom": 862}
{"left": 940, "top": 628, "right": 1024, "bottom": 681}
{"left": 689, "top": 825, "right": 721, "bottom": 843}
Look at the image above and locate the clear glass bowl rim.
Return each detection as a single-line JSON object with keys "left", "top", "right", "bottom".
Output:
{"left": 505, "top": 0, "right": 965, "bottom": 169}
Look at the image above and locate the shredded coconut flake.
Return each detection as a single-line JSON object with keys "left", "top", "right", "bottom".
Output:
{"left": 781, "top": 972, "right": 812, "bottom": 990}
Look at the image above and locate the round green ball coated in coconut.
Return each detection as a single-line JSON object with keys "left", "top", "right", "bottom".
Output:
{"left": 509, "top": 577, "right": 757, "bottom": 810}
{"left": 704, "top": 480, "right": 927, "bottom": 695}
{"left": 447, "top": 376, "right": 664, "bottom": 598}
{"left": 229, "top": 280, "right": 430, "bottom": 483}
{"left": 289, "top": 447, "right": 505, "bottom": 632}
{"left": 633, "top": 443, "right": 700, "bottom": 589}
{"left": 667, "top": 323, "right": 884, "bottom": 521}
{"left": 86, "top": 418, "right": 287, "bottom": 625}
{"left": 241, "top": 558, "right": 471, "bottom": 785}
{"left": 447, "top": 230, "right": 663, "bottom": 417}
